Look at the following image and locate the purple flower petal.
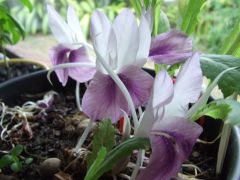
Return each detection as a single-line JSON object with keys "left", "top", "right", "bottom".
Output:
{"left": 82, "top": 66, "right": 153, "bottom": 123}
{"left": 149, "top": 30, "right": 192, "bottom": 65}
{"left": 82, "top": 71, "right": 128, "bottom": 123}
{"left": 49, "top": 44, "right": 71, "bottom": 86}
{"left": 50, "top": 44, "right": 96, "bottom": 86}
{"left": 68, "top": 47, "right": 96, "bottom": 82}
{"left": 137, "top": 117, "right": 202, "bottom": 180}
{"left": 119, "top": 66, "right": 154, "bottom": 108}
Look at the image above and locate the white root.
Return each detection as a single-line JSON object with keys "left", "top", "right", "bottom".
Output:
{"left": 0, "top": 91, "right": 58, "bottom": 143}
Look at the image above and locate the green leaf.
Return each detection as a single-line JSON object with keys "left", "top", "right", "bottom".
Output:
{"left": 25, "top": 157, "right": 33, "bottom": 165}
{"left": 87, "top": 120, "right": 116, "bottom": 168}
{"left": 0, "top": 155, "right": 14, "bottom": 169}
{"left": 11, "top": 145, "right": 24, "bottom": 156}
{"left": 157, "top": 10, "right": 170, "bottom": 34}
{"left": 84, "top": 147, "right": 107, "bottom": 180}
{"left": 200, "top": 54, "right": 240, "bottom": 97}
{"left": 88, "top": 137, "right": 150, "bottom": 180}
{"left": 143, "top": 0, "right": 150, "bottom": 8}
{"left": 167, "top": 62, "right": 182, "bottom": 76}
{"left": 191, "top": 102, "right": 231, "bottom": 121}
{"left": 20, "top": 0, "right": 33, "bottom": 12}
{"left": 10, "top": 162, "right": 22, "bottom": 172}
{"left": 180, "top": 0, "right": 206, "bottom": 35}
{"left": 153, "top": 1, "right": 161, "bottom": 36}
{"left": 215, "top": 99, "right": 240, "bottom": 126}
{"left": 221, "top": 22, "right": 240, "bottom": 57}
{"left": 129, "top": 0, "right": 142, "bottom": 17}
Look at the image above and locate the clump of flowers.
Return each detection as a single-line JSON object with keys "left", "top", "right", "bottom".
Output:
{"left": 46, "top": 4, "right": 238, "bottom": 180}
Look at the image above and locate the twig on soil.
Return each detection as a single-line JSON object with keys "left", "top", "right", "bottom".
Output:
{"left": 182, "top": 164, "right": 202, "bottom": 176}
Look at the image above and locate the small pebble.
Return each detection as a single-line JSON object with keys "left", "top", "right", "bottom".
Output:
{"left": 39, "top": 158, "right": 61, "bottom": 177}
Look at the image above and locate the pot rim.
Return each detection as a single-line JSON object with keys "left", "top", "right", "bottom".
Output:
{"left": 0, "top": 58, "right": 49, "bottom": 70}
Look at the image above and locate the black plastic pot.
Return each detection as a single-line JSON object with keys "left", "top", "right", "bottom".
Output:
{"left": 0, "top": 70, "right": 239, "bottom": 180}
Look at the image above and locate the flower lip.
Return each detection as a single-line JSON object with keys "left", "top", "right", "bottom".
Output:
{"left": 82, "top": 66, "right": 153, "bottom": 123}
{"left": 49, "top": 43, "right": 96, "bottom": 86}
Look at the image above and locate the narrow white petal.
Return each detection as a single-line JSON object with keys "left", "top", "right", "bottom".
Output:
{"left": 135, "top": 14, "right": 151, "bottom": 67}
{"left": 165, "top": 53, "right": 203, "bottom": 118}
{"left": 90, "top": 10, "right": 111, "bottom": 59}
{"left": 112, "top": 9, "right": 139, "bottom": 71}
{"left": 67, "top": 6, "right": 85, "bottom": 43}
{"left": 47, "top": 4, "right": 72, "bottom": 43}
{"left": 152, "top": 70, "right": 174, "bottom": 108}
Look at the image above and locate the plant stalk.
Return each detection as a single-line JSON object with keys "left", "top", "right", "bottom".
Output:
{"left": 216, "top": 92, "right": 238, "bottom": 175}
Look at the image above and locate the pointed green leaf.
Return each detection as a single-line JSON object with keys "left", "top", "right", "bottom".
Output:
{"left": 200, "top": 54, "right": 240, "bottom": 97}
{"left": 180, "top": 0, "right": 206, "bottom": 35}
{"left": 11, "top": 145, "right": 24, "bottom": 156}
{"left": 20, "top": 0, "right": 33, "bottom": 12}
{"left": 87, "top": 120, "right": 116, "bottom": 168}
{"left": 88, "top": 137, "right": 150, "bottom": 180}
{"left": 84, "top": 147, "right": 107, "bottom": 180}
{"left": 129, "top": 0, "right": 142, "bottom": 17}
{"left": 191, "top": 102, "right": 231, "bottom": 121}
{"left": 221, "top": 22, "right": 240, "bottom": 57}
{"left": 215, "top": 99, "right": 240, "bottom": 126}
{"left": 157, "top": 10, "right": 170, "bottom": 34}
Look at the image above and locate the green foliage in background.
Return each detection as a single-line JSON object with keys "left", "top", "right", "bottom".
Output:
{"left": 6, "top": 0, "right": 126, "bottom": 37}
{"left": 193, "top": 0, "right": 240, "bottom": 54}
{"left": 158, "top": 0, "right": 240, "bottom": 54}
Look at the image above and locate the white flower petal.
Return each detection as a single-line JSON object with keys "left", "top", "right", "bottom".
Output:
{"left": 47, "top": 4, "right": 72, "bottom": 43}
{"left": 67, "top": 6, "right": 85, "bottom": 43}
{"left": 112, "top": 9, "right": 139, "bottom": 72}
{"left": 135, "top": 14, "right": 151, "bottom": 67}
{"left": 165, "top": 53, "right": 203, "bottom": 118}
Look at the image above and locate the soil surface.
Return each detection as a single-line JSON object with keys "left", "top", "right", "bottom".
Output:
{"left": 0, "top": 62, "right": 43, "bottom": 83}
{"left": 0, "top": 90, "right": 220, "bottom": 180}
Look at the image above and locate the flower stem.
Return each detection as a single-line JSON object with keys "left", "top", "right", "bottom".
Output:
{"left": 130, "top": 150, "right": 144, "bottom": 180}
{"left": 216, "top": 92, "right": 238, "bottom": 175}
{"left": 75, "top": 82, "right": 82, "bottom": 111}
{"left": 74, "top": 121, "right": 93, "bottom": 154}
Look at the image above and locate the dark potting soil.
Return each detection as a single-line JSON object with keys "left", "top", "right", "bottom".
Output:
{"left": 0, "top": 90, "right": 220, "bottom": 180}
{"left": 0, "top": 62, "right": 43, "bottom": 83}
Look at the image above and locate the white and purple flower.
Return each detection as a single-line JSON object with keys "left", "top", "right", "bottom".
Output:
{"left": 47, "top": 5, "right": 96, "bottom": 86}
{"left": 48, "top": 6, "right": 195, "bottom": 126}
{"left": 82, "top": 9, "right": 154, "bottom": 123}
{"left": 136, "top": 53, "right": 203, "bottom": 179}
